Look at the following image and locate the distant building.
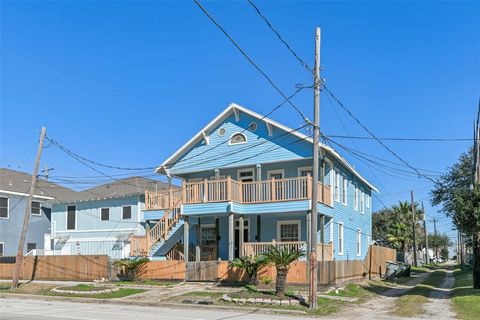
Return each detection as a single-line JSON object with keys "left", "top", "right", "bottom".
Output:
{"left": 0, "top": 168, "right": 76, "bottom": 256}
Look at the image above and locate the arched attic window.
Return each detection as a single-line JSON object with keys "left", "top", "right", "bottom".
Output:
{"left": 229, "top": 132, "right": 247, "bottom": 145}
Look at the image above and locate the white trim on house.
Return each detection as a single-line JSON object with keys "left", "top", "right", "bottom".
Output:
{"left": 156, "top": 103, "right": 378, "bottom": 192}
{"left": 122, "top": 205, "right": 132, "bottom": 220}
{"left": 235, "top": 218, "right": 250, "bottom": 241}
{"left": 31, "top": 200, "right": 42, "bottom": 216}
{"left": 267, "top": 169, "right": 285, "bottom": 179}
{"left": 338, "top": 222, "right": 344, "bottom": 255}
{"left": 357, "top": 229, "right": 362, "bottom": 256}
{"left": 56, "top": 228, "right": 138, "bottom": 234}
{"left": 0, "top": 196, "right": 9, "bottom": 219}
{"left": 297, "top": 166, "right": 313, "bottom": 177}
{"left": 237, "top": 168, "right": 255, "bottom": 182}
{"left": 360, "top": 191, "right": 365, "bottom": 214}
{"left": 228, "top": 132, "right": 248, "bottom": 145}
{"left": 334, "top": 168, "right": 340, "bottom": 203}
{"left": 354, "top": 185, "right": 359, "bottom": 211}
{"left": 276, "top": 220, "right": 301, "bottom": 242}
{"left": 324, "top": 159, "right": 334, "bottom": 204}
{"left": 0, "top": 189, "right": 54, "bottom": 200}
{"left": 66, "top": 205, "right": 77, "bottom": 231}
{"left": 342, "top": 175, "right": 347, "bottom": 207}
{"left": 100, "top": 207, "right": 110, "bottom": 221}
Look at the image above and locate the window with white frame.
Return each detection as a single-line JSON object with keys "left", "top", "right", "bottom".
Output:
{"left": 338, "top": 223, "right": 344, "bottom": 255}
{"left": 277, "top": 221, "right": 300, "bottom": 242}
{"left": 366, "top": 194, "right": 370, "bottom": 209}
{"left": 0, "top": 197, "right": 8, "bottom": 219}
{"left": 354, "top": 185, "right": 359, "bottom": 211}
{"left": 360, "top": 191, "right": 365, "bottom": 213}
{"left": 122, "top": 206, "right": 132, "bottom": 219}
{"left": 201, "top": 225, "right": 216, "bottom": 246}
{"left": 342, "top": 175, "right": 347, "bottom": 206}
{"left": 357, "top": 229, "right": 362, "bottom": 256}
{"left": 31, "top": 201, "right": 41, "bottom": 215}
{"left": 334, "top": 169, "right": 340, "bottom": 202}
{"left": 101, "top": 208, "right": 109, "bottom": 221}
{"left": 229, "top": 133, "right": 247, "bottom": 145}
{"left": 0, "top": 242, "right": 4, "bottom": 256}
{"left": 298, "top": 166, "right": 312, "bottom": 177}
{"left": 67, "top": 206, "right": 76, "bottom": 230}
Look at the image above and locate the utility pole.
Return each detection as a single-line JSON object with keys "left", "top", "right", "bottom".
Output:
{"left": 422, "top": 202, "right": 430, "bottom": 264}
{"left": 12, "top": 127, "right": 46, "bottom": 289}
{"left": 410, "top": 191, "right": 418, "bottom": 267}
{"left": 309, "top": 26, "right": 321, "bottom": 310}
{"left": 430, "top": 218, "right": 439, "bottom": 259}
{"left": 41, "top": 166, "right": 54, "bottom": 181}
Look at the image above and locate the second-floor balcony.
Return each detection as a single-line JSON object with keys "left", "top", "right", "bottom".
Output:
{"left": 145, "top": 175, "right": 332, "bottom": 211}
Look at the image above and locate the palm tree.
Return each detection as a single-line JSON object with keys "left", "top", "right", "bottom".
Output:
{"left": 229, "top": 255, "right": 269, "bottom": 285}
{"left": 265, "top": 245, "right": 304, "bottom": 297}
{"left": 113, "top": 257, "right": 149, "bottom": 281}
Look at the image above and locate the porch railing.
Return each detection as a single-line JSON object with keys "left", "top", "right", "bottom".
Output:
{"left": 242, "top": 241, "right": 307, "bottom": 257}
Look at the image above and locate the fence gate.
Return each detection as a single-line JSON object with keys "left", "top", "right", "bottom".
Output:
{"left": 185, "top": 261, "right": 219, "bottom": 281}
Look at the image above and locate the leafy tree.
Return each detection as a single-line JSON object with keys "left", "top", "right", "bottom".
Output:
{"left": 431, "top": 149, "right": 480, "bottom": 288}
{"left": 229, "top": 255, "right": 269, "bottom": 285}
{"left": 428, "top": 233, "right": 453, "bottom": 259}
{"left": 113, "top": 257, "right": 149, "bottom": 281}
{"left": 372, "top": 208, "right": 394, "bottom": 244}
{"left": 265, "top": 245, "right": 304, "bottom": 297}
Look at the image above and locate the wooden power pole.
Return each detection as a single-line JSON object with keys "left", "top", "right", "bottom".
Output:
{"left": 309, "top": 26, "right": 321, "bottom": 310}
{"left": 410, "top": 190, "right": 418, "bottom": 267}
{"left": 11, "top": 127, "right": 46, "bottom": 289}
{"left": 422, "top": 202, "right": 430, "bottom": 264}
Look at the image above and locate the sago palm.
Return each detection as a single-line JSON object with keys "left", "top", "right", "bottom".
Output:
{"left": 265, "top": 245, "right": 304, "bottom": 297}
{"left": 113, "top": 257, "right": 149, "bottom": 281}
{"left": 229, "top": 255, "right": 269, "bottom": 285}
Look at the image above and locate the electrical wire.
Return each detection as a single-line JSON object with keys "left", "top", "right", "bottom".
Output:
{"left": 325, "top": 134, "right": 474, "bottom": 142}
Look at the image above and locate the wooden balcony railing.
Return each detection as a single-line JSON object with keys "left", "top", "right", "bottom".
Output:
{"left": 142, "top": 176, "right": 333, "bottom": 210}
{"left": 242, "top": 241, "right": 307, "bottom": 257}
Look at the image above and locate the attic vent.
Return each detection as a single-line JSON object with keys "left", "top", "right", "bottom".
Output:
{"left": 218, "top": 127, "right": 226, "bottom": 137}
{"left": 229, "top": 133, "right": 247, "bottom": 145}
{"left": 248, "top": 122, "right": 257, "bottom": 132}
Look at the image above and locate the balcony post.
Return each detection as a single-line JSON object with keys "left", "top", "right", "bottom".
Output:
{"left": 228, "top": 212, "right": 234, "bottom": 261}
{"left": 146, "top": 221, "right": 151, "bottom": 255}
{"left": 271, "top": 177, "right": 276, "bottom": 201}
{"left": 226, "top": 176, "right": 231, "bottom": 200}
{"left": 182, "top": 180, "right": 187, "bottom": 204}
{"left": 203, "top": 178, "right": 208, "bottom": 202}
{"left": 307, "top": 174, "right": 312, "bottom": 199}
{"left": 183, "top": 216, "right": 189, "bottom": 261}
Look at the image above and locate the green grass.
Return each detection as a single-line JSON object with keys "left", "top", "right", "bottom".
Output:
{"left": 113, "top": 279, "right": 181, "bottom": 287}
{"left": 451, "top": 267, "right": 480, "bottom": 320}
{"left": 391, "top": 268, "right": 447, "bottom": 317}
{"left": 41, "top": 287, "right": 146, "bottom": 299}
{"left": 57, "top": 284, "right": 109, "bottom": 292}
{"left": 327, "top": 283, "right": 373, "bottom": 301}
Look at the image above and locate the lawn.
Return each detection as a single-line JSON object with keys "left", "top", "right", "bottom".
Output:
{"left": 112, "top": 279, "right": 181, "bottom": 287}
{"left": 391, "top": 268, "right": 447, "bottom": 317}
{"left": 451, "top": 267, "right": 480, "bottom": 320}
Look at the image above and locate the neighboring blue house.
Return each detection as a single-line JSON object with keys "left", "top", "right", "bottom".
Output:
{"left": 136, "top": 103, "right": 377, "bottom": 262}
{"left": 50, "top": 177, "right": 168, "bottom": 259}
{"left": 0, "top": 168, "right": 76, "bottom": 257}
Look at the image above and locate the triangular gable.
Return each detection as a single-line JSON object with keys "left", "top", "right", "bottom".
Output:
{"left": 157, "top": 103, "right": 378, "bottom": 192}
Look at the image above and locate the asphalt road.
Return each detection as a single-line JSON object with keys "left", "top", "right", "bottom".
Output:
{"left": 0, "top": 297, "right": 311, "bottom": 320}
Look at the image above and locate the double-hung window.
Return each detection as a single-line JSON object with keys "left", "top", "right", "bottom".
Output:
{"left": 277, "top": 221, "right": 300, "bottom": 242}
{"left": 31, "top": 201, "right": 41, "bottom": 215}
{"left": 101, "top": 208, "right": 110, "bottom": 221}
{"left": 0, "top": 242, "right": 4, "bottom": 256}
{"left": 366, "top": 194, "right": 370, "bottom": 209}
{"left": 334, "top": 169, "right": 340, "bottom": 202}
{"left": 342, "top": 175, "right": 347, "bottom": 206}
{"left": 0, "top": 197, "right": 8, "bottom": 219}
{"left": 67, "top": 206, "right": 76, "bottom": 230}
{"left": 122, "top": 206, "right": 132, "bottom": 219}
{"left": 338, "top": 223, "right": 344, "bottom": 255}
{"left": 357, "top": 229, "right": 362, "bottom": 256}
{"left": 360, "top": 191, "right": 365, "bottom": 214}
{"left": 354, "top": 185, "right": 359, "bottom": 211}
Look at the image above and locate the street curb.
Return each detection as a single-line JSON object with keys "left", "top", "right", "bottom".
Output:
{"left": 0, "top": 293, "right": 309, "bottom": 316}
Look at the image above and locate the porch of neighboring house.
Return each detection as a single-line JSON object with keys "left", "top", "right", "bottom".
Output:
{"left": 130, "top": 175, "right": 333, "bottom": 261}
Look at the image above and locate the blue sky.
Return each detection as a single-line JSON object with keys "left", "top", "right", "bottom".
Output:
{"left": 1, "top": 1, "right": 479, "bottom": 242}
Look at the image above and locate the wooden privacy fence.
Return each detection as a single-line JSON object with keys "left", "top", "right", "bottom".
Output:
{"left": 137, "top": 260, "right": 185, "bottom": 280}
{"left": 0, "top": 255, "right": 110, "bottom": 281}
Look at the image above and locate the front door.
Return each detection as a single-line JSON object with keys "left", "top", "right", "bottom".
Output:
{"left": 234, "top": 219, "right": 249, "bottom": 258}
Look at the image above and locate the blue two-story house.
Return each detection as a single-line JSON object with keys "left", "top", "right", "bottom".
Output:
{"left": 0, "top": 168, "right": 77, "bottom": 257}
{"left": 133, "top": 103, "right": 377, "bottom": 262}
{"left": 50, "top": 177, "right": 168, "bottom": 259}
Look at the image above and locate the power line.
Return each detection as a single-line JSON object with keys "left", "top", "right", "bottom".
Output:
{"left": 323, "top": 85, "right": 437, "bottom": 184}
{"left": 247, "top": 0, "right": 313, "bottom": 74}
{"left": 193, "top": 0, "right": 311, "bottom": 125}
{"left": 326, "top": 134, "right": 473, "bottom": 142}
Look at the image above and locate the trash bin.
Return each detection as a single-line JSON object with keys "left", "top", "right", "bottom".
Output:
{"left": 399, "top": 263, "right": 411, "bottom": 277}
{"left": 385, "top": 261, "right": 400, "bottom": 280}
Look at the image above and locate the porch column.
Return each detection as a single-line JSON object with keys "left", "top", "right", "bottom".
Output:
{"left": 228, "top": 212, "right": 234, "bottom": 261}
{"left": 256, "top": 215, "right": 261, "bottom": 241}
{"left": 196, "top": 217, "right": 201, "bottom": 262}
{"left": 145, "top": 220, "right": 151, "bottom": 252}
{"left": 239, "top": 215, "right": 244, "bottom": 258}
{"left": 183, "top": 216, "right": 189, "bottom": 261}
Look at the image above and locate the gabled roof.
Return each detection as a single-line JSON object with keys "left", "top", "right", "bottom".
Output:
{"left": 52, "top": 176, "right": 171, "bottom": 204}
{"left": 157, "top": 103, "right": 378, "bottom": 192}
{"left": 0, "top": 168, "right": 77, "bottom": 201}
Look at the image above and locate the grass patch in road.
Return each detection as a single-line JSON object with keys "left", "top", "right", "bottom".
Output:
{"left": 391, "top": 269, "right": 447, "bottom": 318}
{"left": 327, "top": 283, "right": 373, "bottom": 302}
{"left": 451, "top": 267, "right": 480, "bottom": 320}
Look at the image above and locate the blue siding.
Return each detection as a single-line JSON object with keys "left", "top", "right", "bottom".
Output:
{"left": 168, "top": 112, "right": 313, "bottom": 175}
{"left": 0, "top": 193, "right": 52, "bottom": 256}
